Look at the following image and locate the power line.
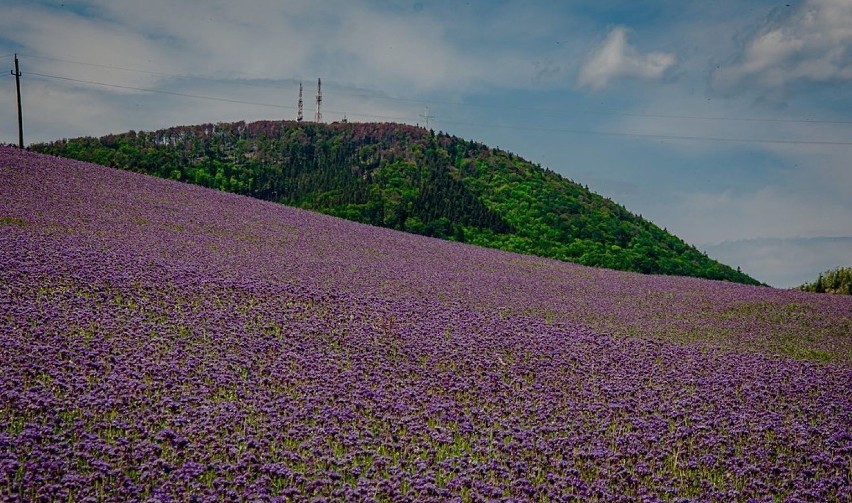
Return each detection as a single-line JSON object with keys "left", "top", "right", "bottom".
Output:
{"left": 21, "top": 70, "right": 852, "bottom": 146}
{"left": 27, "top": 71, "right": 293, "bottom": 110}
{"left": 23, "top": 54, "right": 176, "bottom": 77}
{"left": 436, "top": 119, "right": 852, "bottom": 146}
{"left": 610, "top": 111, "right": 852, "bottom": 125}
{"left": 20, "top": 52, "right": 852, "bottom": 126}
{"left": 336, "top": 94, "right": 852, "bottom": 126}
{"left": 22, "top": 52, "right": 321, "bottom": 97}
{"left": 26, "top": 70, "right": 412, "bottom": 122}
{"left": 17, "top": 57, "right": 406, "bottom": 123}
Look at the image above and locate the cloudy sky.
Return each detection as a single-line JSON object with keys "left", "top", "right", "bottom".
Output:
{"left": 2, "top": 0, "right": 851, "bottom": 287}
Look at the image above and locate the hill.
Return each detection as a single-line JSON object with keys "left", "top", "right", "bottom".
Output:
{"left": 1, "top": 146, "right": 850, "bottom": 500}
{"left": 799, "top": 266, "right": 852, "bottom": 295}
{"left": 31, "top": 120, "right": 760, "bottom": 285}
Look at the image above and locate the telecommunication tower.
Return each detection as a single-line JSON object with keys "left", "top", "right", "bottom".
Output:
{"left": 297, "top": 83, "right": 303, "bottom": 122}
{"left": 315, "top": 78, "right": 322, "bottom": 123}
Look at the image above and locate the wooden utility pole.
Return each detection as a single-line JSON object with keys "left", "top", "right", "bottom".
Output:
{"left": 315, "top": 78, "right": 322, "bottom": 123}
{"left": 11, "top": 54, "right": 23, "bottom": 148}
{"left": 297, "top": 82, "right": 303, "bottom": 122}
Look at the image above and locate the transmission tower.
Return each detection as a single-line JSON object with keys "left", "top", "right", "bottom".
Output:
{"left": 419, "top": 107, "right": 435, "bottom": 130}
{"left": 315, "top": 78, "right": 322, "bottom": 123}
{"left": 297, "top": 82, "right": 303, "bottom": 122}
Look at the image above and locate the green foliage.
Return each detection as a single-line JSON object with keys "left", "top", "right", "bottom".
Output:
{"left": 798, "top": 267, "right": 852, "bottom": 295}
{"left": 32, "top": 121, "right": 760, "bottom": 284}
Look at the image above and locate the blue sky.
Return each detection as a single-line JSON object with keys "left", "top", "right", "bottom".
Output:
{"left": 2, "top": 0, "right": 851, "bottom": 287}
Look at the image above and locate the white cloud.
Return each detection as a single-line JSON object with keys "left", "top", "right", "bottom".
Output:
{"left": 578, "top": 27, "right": 676, "bottom": 90}
{"left": 85, "top": 0, "right": 319, "bottom": 80}
{"left": 3, "top": 0, "right": 569, "bottom": 97}
{"left": 334, "top": 8, "right": 476, "bottom": 91}
{"left": 712, "top": 0, "right": 852, "bottom": 99}
{"left": 0, "top": 4, "right": 176, "bottom": 90}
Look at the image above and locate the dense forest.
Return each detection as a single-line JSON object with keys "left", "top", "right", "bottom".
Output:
{"left": 32, "top": 120, "right": 760, "bottom": 285}
{"left": 798, "top": 267, "right": 852, "bottom": 295}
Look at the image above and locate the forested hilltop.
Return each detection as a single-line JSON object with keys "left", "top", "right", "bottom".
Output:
{"left": 32, "top": 120, "right": 759, "bottom": 284}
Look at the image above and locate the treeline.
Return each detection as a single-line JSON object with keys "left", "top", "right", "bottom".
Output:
{"left": 799, "top": 267, "right": 852, "bottom": 295}
{"left": 32, "top": 120, "right": 760, "bottom": 285}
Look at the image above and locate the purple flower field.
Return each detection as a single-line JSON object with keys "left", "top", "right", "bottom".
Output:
{"left": 1, "top": 146, "right": 850, "bottom": 501}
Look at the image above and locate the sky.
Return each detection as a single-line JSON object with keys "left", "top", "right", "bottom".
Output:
{"left": 1, "top": 0, "right": 851, "bottom": 288}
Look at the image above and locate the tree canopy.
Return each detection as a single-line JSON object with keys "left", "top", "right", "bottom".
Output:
{"left": 798, "top": 267, "right": 852, "bottom": 295}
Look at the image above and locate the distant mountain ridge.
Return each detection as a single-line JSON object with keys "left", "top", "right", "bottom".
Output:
{"left": 32, "top": 120, "right": 760, "bottom": 285}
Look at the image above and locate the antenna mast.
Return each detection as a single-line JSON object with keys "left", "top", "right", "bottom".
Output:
{"left": 315, "top": 78, "right": 322, "bottom": 123}
{"left": 297, "top": 82, "right": 303, "bottom": 122}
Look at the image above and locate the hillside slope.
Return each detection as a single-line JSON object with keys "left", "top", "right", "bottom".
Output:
{"left": 32, "top": 120, "right": 760, "bottom": 284}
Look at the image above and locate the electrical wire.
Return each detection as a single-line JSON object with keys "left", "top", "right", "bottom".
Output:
{"left": 21, "top": 70, "right": 852, "bottom": 146}
{"left": 612, "top": 112, "right": 852, "bottom": 125}
{"left": 22, "top": 53, "right": 443, "bottom": 112}
{"left": 27, "top": 71, "right": 294, "bottom": 110}
{"left": 19, "top": 52, "right": 852, "bottom": 126}
{"left": 21, "top": 54, "right": 176, "bottom": 77}
{"left": 26, "top": 70, "right": 416, "bottom": 122}
{"left": 435, "top": 119, "right": 852, "bottom": 146}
